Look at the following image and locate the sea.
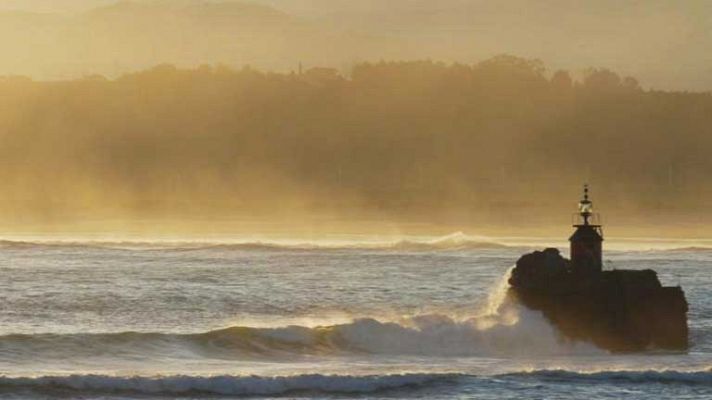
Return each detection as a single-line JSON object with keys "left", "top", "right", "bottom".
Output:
{"left": 1, "top": 232, "right": 711, "bottom": 399}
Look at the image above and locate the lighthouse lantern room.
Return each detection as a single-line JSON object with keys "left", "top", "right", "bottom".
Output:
{"left": 569, "top": 184, "right": 604, "bottom": 274}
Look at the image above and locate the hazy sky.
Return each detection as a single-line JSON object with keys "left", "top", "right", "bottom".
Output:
{"left": 0, "top": 0, "right": 709, "bottom": 90}
{"left": 0, "top": 0, "right": 114, "bottom": 12}
{"left": 0, "top": 1, "right": 710, "bottom": 233}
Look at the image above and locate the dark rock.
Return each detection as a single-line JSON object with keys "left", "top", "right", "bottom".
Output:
{"left": 508, "top": 248, "right": 689, "bottom": 352}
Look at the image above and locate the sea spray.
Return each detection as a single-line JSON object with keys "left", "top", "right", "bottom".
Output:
{"left": 0, "top": 268, "right": 598, "bottom": 360}
{"left": 474, "top": 266, "right": 517, "bottom": 326}
{"left": 1, "top": 243, "right": 710, "bottom": 399}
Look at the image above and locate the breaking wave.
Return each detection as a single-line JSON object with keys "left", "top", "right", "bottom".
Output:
{"left": 0, "top": 272, "right": 598, "bottom": 360}
{"left": 0, "top": 373, "right": 460, "bottom": 396}
{"left": 2, "top": 369, "right": 710, "bottom": 397}
{"left": 661, "top": 246, "right": 712, "bottom": 253}
{"left": 0, "top": 312, "right": 593, "bottom": 360}
{"left": 506, "top": 369, "right": 712, "bottom": 385}
{"left": 0, "top": 232, "right": 510, "bottom": 252}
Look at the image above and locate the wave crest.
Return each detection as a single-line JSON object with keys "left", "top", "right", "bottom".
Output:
{"left": 0, "top": 232, "right": 509, "bottom": 252}
{"left": 507, "top": 369, "right": 712, "bottom": 385}
{"left": 661, "top": 246, "right": 712, "bottom": 253}
{"left": 3, "top": 369, "right": 711, "bottom": 397}
{"left": 0, "top": 312, "right": 599, "bottom": 360}
{"left": 0, "top": 268, "right": 599, "bottom": 360}
{"left": 0, "top": 373, "right": 459, "bottom": 396}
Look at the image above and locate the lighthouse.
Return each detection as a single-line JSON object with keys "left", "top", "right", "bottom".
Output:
{"left": 509, "top": 184, "right": 688, "bottom": 351}
{"left": 569, "top": 184, "right": 604, "bottom": 274}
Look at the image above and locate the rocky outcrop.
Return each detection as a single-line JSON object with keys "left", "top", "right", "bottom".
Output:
{"left": 508, "top": 248, "right": 689, "bottom": 352}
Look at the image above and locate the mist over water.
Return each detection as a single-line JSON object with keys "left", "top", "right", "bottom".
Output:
{"left": 1, "top": 239, "right": 711, "bottom": 399}
{"left": 0, "top": 3, "right": 708, "bottom": 237}
{"left": 0, "top": 55, "right": 710, "bottom": 236}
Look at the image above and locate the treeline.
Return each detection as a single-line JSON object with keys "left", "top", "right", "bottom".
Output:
{"left": 0, "top": 56, "right": 710, "bottom": 228}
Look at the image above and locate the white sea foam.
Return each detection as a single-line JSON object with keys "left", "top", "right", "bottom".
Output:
{"left": 0, "top": 373, "right": 459, "bottom": 396}
{"left": 2, "top": 369, "right": 710, "bottom": 397}
{"left": 0, "top": 267, "right": 598, "bottom": 359}
{"left": 507, "top": 369, "right": 712, "bottom": 385}
{"left": 0, "top": 232, "right": 511, "bottom": 252}
{"left": 1, "top": 244, "right": 708, "bottom": 399}
{"left": 0, "top": 312, "right": 598, "bottom": 360}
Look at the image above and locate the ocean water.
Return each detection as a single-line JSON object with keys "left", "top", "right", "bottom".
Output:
{"left": 1, "top": 233, "right": 711, "bottom": 399}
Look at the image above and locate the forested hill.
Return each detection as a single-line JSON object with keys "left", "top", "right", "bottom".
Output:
{"left": 0, "top": 56, "right": 710, "bottom": 231}
{"left": 0, "top": 1, "right": 401, "bottom": 80}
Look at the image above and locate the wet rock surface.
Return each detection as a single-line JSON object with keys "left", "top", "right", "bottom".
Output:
{"left": 509, "top": 248, "right": 689, "bottom": 352}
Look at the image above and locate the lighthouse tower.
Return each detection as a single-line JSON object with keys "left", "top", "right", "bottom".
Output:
{"left": 569, "top": 184, "right": 604, "bottom": 274}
